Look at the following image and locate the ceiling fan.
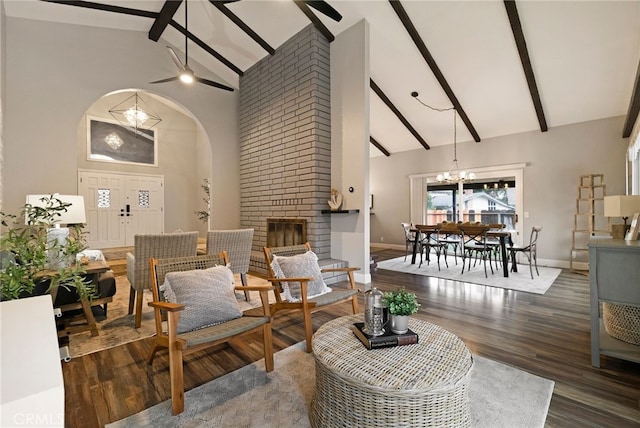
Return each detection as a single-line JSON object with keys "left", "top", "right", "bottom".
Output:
{"left": 150, "top": 0, "right": 234, "bottom": 92}
{"left": 221, "top": 0, "right": 342, "bottom": 22}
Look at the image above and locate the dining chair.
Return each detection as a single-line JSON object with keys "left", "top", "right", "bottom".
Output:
{"left": 459, "top": 223, "right": 493, "bottom": 278}
{"left": 509, "top": 226, "right": 542, "bottom": 279}
{"left": 418, "top": 225, "right": 448, "bottom": 270}
{"left": 437, "top": 221, "right": 462, "bottom": 265}
{"left": 401, "top": 223, "right": 417, "bottom": 262}
{"left": 485, "top": 223, "right": 506, "bottom": 272}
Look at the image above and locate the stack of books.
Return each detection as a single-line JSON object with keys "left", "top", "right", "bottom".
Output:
{"left": 351, "top": 322, "right": 419, "bottom": 350}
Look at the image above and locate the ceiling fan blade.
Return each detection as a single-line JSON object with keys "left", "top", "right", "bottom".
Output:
{"left": 194, "top": 76, "right": 235, "bottom": 92}
{"left": 167, "top": 46, "right": 185, "bottom": 71}
{"left": 304, "top": 0, "right": 342, "bottom": 22}
{"left": 149, "top": 76, "right": 179, "bottom": 84}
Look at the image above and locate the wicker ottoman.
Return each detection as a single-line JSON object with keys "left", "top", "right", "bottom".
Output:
{"left": 310, "top": 315, "right": 473, "bottom": 428}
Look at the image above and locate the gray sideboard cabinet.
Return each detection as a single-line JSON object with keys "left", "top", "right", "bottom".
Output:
{"left": 588, "top": 238, "right": 640, "bottom": 367}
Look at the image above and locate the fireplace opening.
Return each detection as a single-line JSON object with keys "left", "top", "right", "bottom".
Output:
{"left": 267, "top": 218, "right": 307, "bottom": 247}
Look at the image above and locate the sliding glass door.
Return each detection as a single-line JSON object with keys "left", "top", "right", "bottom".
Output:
{"left": 427, "top": 180, "right": 516, "bottom": 230}
{"left": 416, "top": 164, "right": 525, "bottom": 243}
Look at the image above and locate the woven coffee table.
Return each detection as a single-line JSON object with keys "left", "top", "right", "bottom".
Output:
{"left": 310, "top": 314, "right": 473, "bottom": 428}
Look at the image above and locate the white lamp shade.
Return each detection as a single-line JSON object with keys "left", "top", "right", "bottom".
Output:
{"left": 25, "top": 194, "right": 87, "bottom": 225}
{"left": 604, "top": 195, "right": 640, "bottom": 218}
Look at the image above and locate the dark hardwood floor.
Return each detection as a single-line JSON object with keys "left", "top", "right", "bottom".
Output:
{"left": 62, "top": 249, "right": 640, "bottom": 427}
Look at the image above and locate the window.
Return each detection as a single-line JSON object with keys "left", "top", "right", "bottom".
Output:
{"left": 411, "top": 163, "right": 525, "bottom": 243}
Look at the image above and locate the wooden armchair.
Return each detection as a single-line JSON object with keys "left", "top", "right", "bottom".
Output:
{"left": 147, "top": 253, "right": 274, "bottom": 415}
{"left": 263, "top": 242, "right": 359, "bottom": 352}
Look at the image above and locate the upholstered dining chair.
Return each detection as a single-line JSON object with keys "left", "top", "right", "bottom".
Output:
{"left": 126, "top": 231, "right": 199, "bottom": 328}
{"left": 147, "top": 253, "right": 274, "bottom": 415}
{"left": 206, "top": 228, "right": 254, "bottom": 301}
{"left": 509, "top": 226, "right": 542, "bottom": 279}
{"left": 263, "top": 242, "right": 360, "bottom": 352}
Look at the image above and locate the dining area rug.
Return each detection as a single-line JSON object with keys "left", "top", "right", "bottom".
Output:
{"left": 107, "top": 341, "right": 555, "bottom": 428}
{"left": 377, "top": 256, "right": 561, "bottom": 294}
{"left": 67, "top": 274, "right": 272, "bottom": 358}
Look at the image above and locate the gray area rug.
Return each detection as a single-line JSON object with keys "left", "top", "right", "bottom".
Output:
{"left": 378, "top": 256, "right": 561, "bottom": 294}
{"left": 69, "top": 274, "right": 270, "bottom": 358}
{"left": 108, "top": 341, "right": 554, "bottom": 428}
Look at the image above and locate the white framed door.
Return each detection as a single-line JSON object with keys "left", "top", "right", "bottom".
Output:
{"left": 78, "top": 170, "right": 164, "bottom": 248}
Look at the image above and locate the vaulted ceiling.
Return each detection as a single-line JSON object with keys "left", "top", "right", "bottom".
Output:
{"left": 5, "top": 0, "right": 640, "bottom": 157}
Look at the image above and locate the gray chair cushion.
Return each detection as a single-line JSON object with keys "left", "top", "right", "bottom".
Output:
{"left": 271, "top": 250, "right": 331, "bottom": 302}
{"left": 161, "top": 266, "right": 242, "bottom": 333}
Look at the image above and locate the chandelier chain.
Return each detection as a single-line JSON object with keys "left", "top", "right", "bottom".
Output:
{"left": 412, "top": 92, "right": 475, "bottom": 183}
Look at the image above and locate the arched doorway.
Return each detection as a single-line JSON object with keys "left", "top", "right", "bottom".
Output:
{"left": 77, "top": 89, "right": 212, "bottom": 248}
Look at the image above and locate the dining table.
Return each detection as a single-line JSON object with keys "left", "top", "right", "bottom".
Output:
{"left": 410, "top": 224, "right": 514, "bottom": 278}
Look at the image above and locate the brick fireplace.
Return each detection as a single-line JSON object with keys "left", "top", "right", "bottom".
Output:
{"left": 239, "top": 25, "right": 331, "bottom": 272}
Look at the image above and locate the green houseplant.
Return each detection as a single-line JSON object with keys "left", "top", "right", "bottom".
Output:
{"left": 0, "top": 195, "right": 95, "bottom": 301}
{"left": 383, "top": 288, "right": 420, "bottom": 334}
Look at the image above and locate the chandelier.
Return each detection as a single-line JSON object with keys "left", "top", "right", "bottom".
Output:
{"left": 436, "top": 108, "right": 475, "bottom": 184}
{"left": 411, "top": 92, "right": 475, "bottom": 184}
{"left": 109, "top": 92, "right": 161, "bottom": 133}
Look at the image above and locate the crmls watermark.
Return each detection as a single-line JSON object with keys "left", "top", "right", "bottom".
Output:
{"left": 11, "top": 412, "right": 64, "bottom": 426}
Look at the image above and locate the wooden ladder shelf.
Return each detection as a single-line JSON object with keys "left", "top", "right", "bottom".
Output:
{"left": 570, "top": 174, "right": 610, "bottom": 274}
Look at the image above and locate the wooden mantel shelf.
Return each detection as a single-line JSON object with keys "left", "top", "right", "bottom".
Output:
{"left": 321, "top": 209, "right": 360, "bottom": 214}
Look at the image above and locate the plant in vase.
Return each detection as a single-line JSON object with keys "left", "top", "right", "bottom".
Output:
{"left": 383, "top": 287, "right": 420, "bottom": 334}
{"left": 0, "top": 195, "right": 95, "bottom": 301}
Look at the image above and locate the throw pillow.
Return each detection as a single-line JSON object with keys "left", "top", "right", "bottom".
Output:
{"left": 160, "top": 266, "right": 242, "bottom": 333}
{"left": 271, "top": 251, "right": 331, "bottom": 302}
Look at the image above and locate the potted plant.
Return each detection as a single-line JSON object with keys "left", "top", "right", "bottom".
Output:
{"left": 383, "top": 288, "right": 421, "bottom": 334}
{"left": 0, "top": 195, "right": 95, "bottom": 301}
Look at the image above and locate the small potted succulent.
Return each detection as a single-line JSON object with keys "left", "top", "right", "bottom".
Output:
{"left": 383, "top": 288, "right": 421, "bottom": 334}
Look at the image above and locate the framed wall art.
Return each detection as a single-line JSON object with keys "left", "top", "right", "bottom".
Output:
{"left": 87, "top": 116, "right": 158, "bottom": 167}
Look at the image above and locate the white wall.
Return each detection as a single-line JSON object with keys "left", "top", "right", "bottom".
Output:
{"left": 331, "top": 19, "right": 371, "bottom": 284}
{"left": 3, "top": 17, "right": 240, "bottom": 230}
{"left": 371, "top": 116, "right": 629, "bottom": 264}
{"left": 0, "top": 0, "right": 5, "bottom": 211}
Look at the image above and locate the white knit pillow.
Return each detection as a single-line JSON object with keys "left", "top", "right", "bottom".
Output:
{"left": 160, "top": 266, "right": 241, "bottom": 333}
{"left": 271, "top": 251, "right": 331, "bottom": 302}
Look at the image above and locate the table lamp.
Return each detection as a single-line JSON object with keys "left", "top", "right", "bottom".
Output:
{"left": 25, "top": 194, "right": 87, "bottom": 268}
{"left": 604, "top": 195, "right": 640, "bottom": 239}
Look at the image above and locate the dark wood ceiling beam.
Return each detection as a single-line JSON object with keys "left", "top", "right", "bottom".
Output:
{"left": 293, "top": 0, "right": 335, "bottom": 42}
{"left": 504, "top": 0, "right": 548, "bottom": 132}
{"left": 41, "top": 0, "right": 242, "bottom": 76}
{"left": 40, "top": 0, "right": 157, "bottom": 18}
{"left": 169, "top": 21, "right": 243, "bottom": 76}
{"left": 371, "top": 79, "right": 430, "bottom": 150}
{"left": 623, "top": 58, "right": 640, "bottom": 137}
{"left": 209, "top": 1, "right": 275, "bottom": 55}
{"left": 149, "top": 0, "right": 183, "bottom": 42}
{"left": 389, "top": 0, "right": 481, "bottom": 142}
{"left": 370, "top": 137, "right": 391, "bottom": 157}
